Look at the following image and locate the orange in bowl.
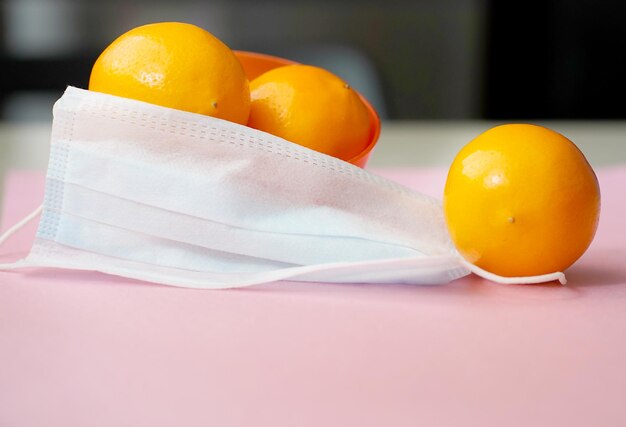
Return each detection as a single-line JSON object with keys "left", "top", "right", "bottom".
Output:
{"left": 89, "top": 22, "right": 250, "bottom": 125}
{"left": 234, "top": 51, "right": 381, "bottom": 168}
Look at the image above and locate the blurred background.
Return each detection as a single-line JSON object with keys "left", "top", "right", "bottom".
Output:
{"left": 2, "top": 0, "right": 626, "bottom": 121}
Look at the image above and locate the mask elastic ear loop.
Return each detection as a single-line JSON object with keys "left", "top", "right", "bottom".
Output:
{"left": 459, "top": 258, "right": 567, "bottom": 285}
{"left": 0, "top": 204, "right": 43, "bottom": 248}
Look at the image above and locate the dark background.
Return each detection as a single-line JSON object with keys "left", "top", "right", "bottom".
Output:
{"left": 486, "top": 0, "right": 626, "bottom": 119}
{"left": 1, "top": 0, "right": 625, "bottom": 120}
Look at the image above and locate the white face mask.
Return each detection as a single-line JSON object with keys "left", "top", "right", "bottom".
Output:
{"left": 0, "top": 87, "right": 565, "bottom": 288}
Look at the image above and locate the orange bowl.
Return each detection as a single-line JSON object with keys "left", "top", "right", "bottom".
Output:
{"left": 234, "top": 50, "right": 381, "bottom": 168}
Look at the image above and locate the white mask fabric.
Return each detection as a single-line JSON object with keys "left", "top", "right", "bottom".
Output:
{"left": 0, "top": 87, "right": 566, "bottom": 288}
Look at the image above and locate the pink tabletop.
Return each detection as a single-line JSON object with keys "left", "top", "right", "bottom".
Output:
{"left": 1, "top": 167, "right": 626, "bottom": 427}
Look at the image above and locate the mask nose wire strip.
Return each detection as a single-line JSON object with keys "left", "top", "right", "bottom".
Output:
{"left": 0, "top": 204, "right": 43, "bottom": 249}
{"left": 459, "top": 257, "right": 567, "bottom": 285}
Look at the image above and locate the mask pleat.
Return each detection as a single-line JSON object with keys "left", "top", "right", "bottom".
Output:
{"left": 44, "top": 209, "right": 296, "bottom": 273}
{"left": 52, "top": 181, "right": 423, "bottom": 266}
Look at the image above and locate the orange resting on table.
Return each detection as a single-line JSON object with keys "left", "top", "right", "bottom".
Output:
{"left": 247, "top": 64, "right": 372, "bottom": 161}
{"left": 444, "top": 124, "right": 601, "bottom": 277}
{"left": 89, "top": 22, "right": 250, "bottom": 125}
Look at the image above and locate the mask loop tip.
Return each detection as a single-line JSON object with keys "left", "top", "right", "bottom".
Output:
{"left": 459, "top": 258, "right": 567, "bottom": 285}
{"left": 0, "top": 204, "right": 43, "bottom": 248}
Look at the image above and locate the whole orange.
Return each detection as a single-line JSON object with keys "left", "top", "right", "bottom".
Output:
{"left": 247, "top": 64, "right": 372, "bottom": 160}
{"left": 89, "top": 22, "right": 250, "bottom": 124}
{"left": 444, "top": 124, "right": 600, "bottom": 277}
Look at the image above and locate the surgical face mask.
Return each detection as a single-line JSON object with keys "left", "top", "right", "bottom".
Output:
{"left": 0, "top": 87, "right": 565, "bottom": 289}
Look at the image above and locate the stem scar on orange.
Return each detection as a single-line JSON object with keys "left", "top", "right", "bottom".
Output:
{"left": 444, "top": 124, "right": 601, "bottom": 277}
{"left": 89, "top": 22, "right": 250, "bottom": 124}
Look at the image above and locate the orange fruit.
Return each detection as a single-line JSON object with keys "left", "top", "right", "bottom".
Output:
{"left": 89, "top": 22, "right": 250, "bottom": 124}
{"left": 247, "top": 64, "right": 372, "bottom": 160}
{"left": 444, "top": 124, "right": 600, "bottom": 277}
